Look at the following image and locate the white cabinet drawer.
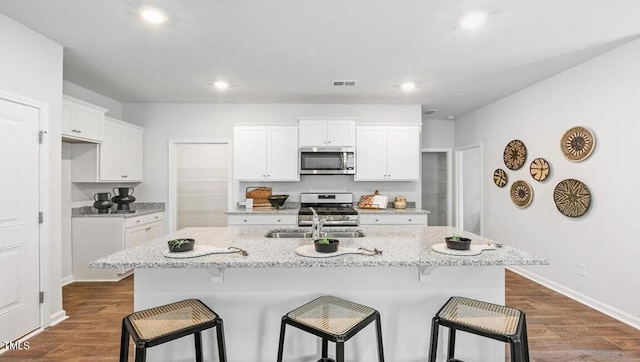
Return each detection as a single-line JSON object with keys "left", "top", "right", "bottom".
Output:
{"left": 359, "top": 213, "right": 428, "bottom": 225}
{"left": 125, "top": 212, "right": 164, "bottom": 228}
{"left": 228, "top": 214, "right": 297, "bottom": 226}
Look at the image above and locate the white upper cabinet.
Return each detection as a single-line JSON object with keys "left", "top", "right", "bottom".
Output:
{"left": 355, "top": 125, "right": 420, "bottom": 181}
{"left": 62, "top": 95, "right": 107, "bottom": 143}
{"left": 71, "top": 117, "right": 144, "bottom": 183}
{"left": 99, "top": 117, "right": 144, "bottom": 182}
{"left": 233, "top": 126, "right": 299, "bottom": 181}
{"left": 298, "top": 119, "right": 355, "bottom": 147}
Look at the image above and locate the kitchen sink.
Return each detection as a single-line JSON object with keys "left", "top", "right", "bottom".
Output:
{"left": 264, "top": 229, "right": 365, "bottom": 238}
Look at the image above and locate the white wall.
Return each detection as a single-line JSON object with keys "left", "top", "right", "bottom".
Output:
{"left": 63, "top": 81, "right": 123, "bottom": 119}
{"left": 123, "top": 103, "right": 422, "bottom": 205}
{"left": 455, "top": 37, "right": 640, "bottom": 328}
{"left": 422, "top": 118, "right": 455, "bottom": 149}
{"left": 0, "top": 13, "right": 64, "bottom": 325}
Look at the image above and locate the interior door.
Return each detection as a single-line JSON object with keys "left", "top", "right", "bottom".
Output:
{"left": 0, "top": 98, "right": 41, "bottom": 342}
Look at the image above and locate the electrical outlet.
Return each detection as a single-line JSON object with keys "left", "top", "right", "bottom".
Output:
{"left": 577, "top": 263, "right": 587, "bottom": 277}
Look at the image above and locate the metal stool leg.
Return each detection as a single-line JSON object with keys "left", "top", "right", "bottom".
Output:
{"left": 194, "top": 331, "right": 203, "bottom": 362}
{"left": 447, "top": 328, "right": 456, "bottom": 360}
{"left": 120, "top": 320, "right": 130, "bottom": 362}
{"left": 375, "top": 312, "right": 385, "bottom": 362}
{"left": 276, "top": 318, "right": 287, "bottom": 362}
{"left": 336, "top": 341, "right": 345, "bottom": 362}
{"left": 427, "top": 317, "right": 440, "bottom": 362}
{"left": 321, "top": 338, "right": 329, "bottom": 358}
{"left": 216, "top": 319, "right": 228, "bottom": 362}
{"left": 521, "top": 316, "right": 530, "bottom": 362}
{"left": 134, "top": 346, "right": 146, "bottom": 362}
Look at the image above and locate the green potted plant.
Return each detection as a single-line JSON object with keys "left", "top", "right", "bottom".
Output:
{"left": 445, "top": 234, "right": 471, "bottom": 250}
{"left": 314, "top": 234, "right": 339, "bottom": 253}
{"left": 167, "top": 238, "right": 195, "bottom": 252}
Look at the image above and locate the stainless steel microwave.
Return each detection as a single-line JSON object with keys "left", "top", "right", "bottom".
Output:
{"left": 299, "top": 147, "right": 355, "bottom": 175}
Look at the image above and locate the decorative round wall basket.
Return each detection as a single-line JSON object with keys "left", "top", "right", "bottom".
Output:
{"left": 503, "top": 139, "right": 527, "bottom": 170}
{"left": 553, "top": 179, "right": 592, "bottom": 218}
{"left": 561, "top": 126, "right": 596, "bottom": 162}
{"left": 529, "top": 157, "right": 551, "bottom": 182}
{"left": 510, "top": 180, "right": 533, "bottom": 208}
{"left": 493, "top": 169, "right": 508, "bottom": 187}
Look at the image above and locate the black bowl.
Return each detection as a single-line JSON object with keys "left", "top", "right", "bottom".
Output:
{"left": 314, "top": 239, "right": 339, "bottom": 253}
{"left": 445, "top": 237, "right": 472, "bottom": 250}
{"left": 167, "top": 238, "right": 195, "bottom": 252}
{"left": 267, "top": 194, "right": 289, "bottom": 208}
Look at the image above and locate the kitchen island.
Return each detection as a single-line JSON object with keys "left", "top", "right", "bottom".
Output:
{"left": 91, "top": 226, "right": 547, "bottom": 362}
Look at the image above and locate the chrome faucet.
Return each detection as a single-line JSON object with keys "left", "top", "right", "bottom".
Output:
{"left": 309, "top": 207, "right": 328, "bottom": 240}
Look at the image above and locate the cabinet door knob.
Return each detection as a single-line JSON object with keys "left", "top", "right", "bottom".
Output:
{"left": 136, "top": 220, "right": 140, "bottom": 223}
{"left": 277, "top": 219, "right": 281, "bottom": 222}
{"left": 408, "top": 219, "right": 412, "bottom": 222}
{"left": 145, "top": 227, "right": 151, "bottom": 231}
{"left": 243, "top": 219, "right": 247, "bottom": 222}
{"left": 122, "top": 175, "right": 128, "bottom": 178}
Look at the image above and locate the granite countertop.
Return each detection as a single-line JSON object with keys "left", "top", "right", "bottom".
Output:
{"left": 226, "top": 203, "right": 428, "bottom": 215}
{"left": 73, "top": 202, "right": 165, "bottom": 218}
{"left": 225, "top": 207, "right": 299, "bottom": 215}
{"left": 90, "top": 225, "right": 548, "bottom": 269}
{"left": 357, "top": 207, "right": 430, "bottom": 214}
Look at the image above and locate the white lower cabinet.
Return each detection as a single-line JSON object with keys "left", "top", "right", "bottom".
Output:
{"left": 359, "top": 213, "right": 428, "bottom": 225}
{"left": 227, "top": 214, "right": 297, "bottom": 226}
{"left": 72, "top": 212, "right": 164, "bottom": 281}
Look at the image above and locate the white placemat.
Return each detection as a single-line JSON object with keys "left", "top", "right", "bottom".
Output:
{"left": 431, "top": 243, "right": 495, "bottom": 256}
{"left": 163, "top": 245, "right": 238, "bottom": 259}
{"left": 295, "top": 244, "right": 382, "bottom": 258}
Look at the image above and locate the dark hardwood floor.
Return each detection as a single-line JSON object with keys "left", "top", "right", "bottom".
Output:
{"left": 2, "top": 270, "right": 640, "bottom": 361}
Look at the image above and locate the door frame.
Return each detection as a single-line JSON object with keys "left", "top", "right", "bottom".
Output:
{"left": 420, "top": 148, "right": 453, "bottom": 225}
{"left": 167, "top": 139, "right": 232, "bottom": 232}
{"left": 0, "top": 90, "right": 50, "bottom": 334}
{"left": 454, "top": 142, "right": 483, "bottom": 235}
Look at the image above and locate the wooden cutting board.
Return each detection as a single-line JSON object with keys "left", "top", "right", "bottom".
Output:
{"left": 246, "top": 187, "right": 272, "bottom": 208}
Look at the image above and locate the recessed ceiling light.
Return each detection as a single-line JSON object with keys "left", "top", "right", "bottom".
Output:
{"left": 214, "top": 81, "right": 229, "bottom": 90}
{"left": 401, "top": 82, "right": 416, "bottom": 91}
{"left": 459, "top": 12, "right": 487, "bottom": 29}
{"left": 140, "top": 7, "right": 167, "bottom": 24}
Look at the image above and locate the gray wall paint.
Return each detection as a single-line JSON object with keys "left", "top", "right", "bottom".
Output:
{"left": 456, "top": 37, "right": 640, "bottom": 328}
{"left": 0, "top": 13, "right": 64, "bottom": 324}
{"left": 122, "top": 103, "right": 424, "bottom": 205}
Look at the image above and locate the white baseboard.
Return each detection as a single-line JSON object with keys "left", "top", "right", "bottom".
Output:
{"left": 61, "top": 275, "right": 74, "bottom": 286}
{"left": 49, "top": 310, "right": 68, "bottom": 327}
{"left": 508, "top": 266, "right": 640, "bottom": 330}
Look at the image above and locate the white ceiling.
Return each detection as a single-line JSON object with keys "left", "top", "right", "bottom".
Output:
{"left": 1, "top": 0, "right": 639, "bottom": 119}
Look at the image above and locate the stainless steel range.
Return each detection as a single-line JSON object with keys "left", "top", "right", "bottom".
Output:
{"left": 298, "top": 192, "right": 359, "bottom": 227}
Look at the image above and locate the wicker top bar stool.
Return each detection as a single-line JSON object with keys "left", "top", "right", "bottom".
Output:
{"left": 428, "top": 296, "right": 529, "bottom": 362}
{"left": 119, "top": 299, "right": 227, "bottom": 362}
{"left": 277, "top": 295, "right": 384, "bottom": 362}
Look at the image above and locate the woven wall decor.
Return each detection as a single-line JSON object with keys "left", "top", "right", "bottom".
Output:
{"left": 493, "top": 169, "right": 508, "bottom": 187}
{"left": 503, "top": 139, "right": 527, "bottom": 170}
{"left": 561, "top": 126, "right": 596, "bottom": 162}
{"left": 510, "top": 180, "right": 533, "bottom": 208}
{"left": 529, "top": 157, "right": 550, "bottom": 182}
{"left": 553, "top": 179, "right": 592, "bottom": 218}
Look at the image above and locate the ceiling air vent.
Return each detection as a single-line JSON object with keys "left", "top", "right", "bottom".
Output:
{"left": 422, "top": 109, "right": 438, "bottom": 115}
{"left": 332, "top": 80, "right": 357, "bottom": 87}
